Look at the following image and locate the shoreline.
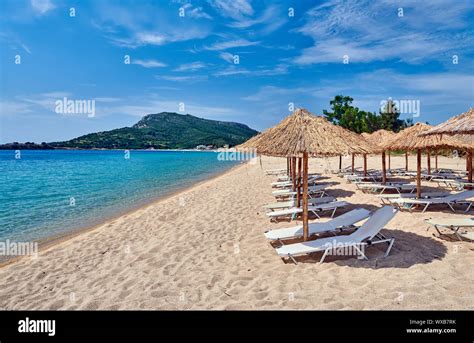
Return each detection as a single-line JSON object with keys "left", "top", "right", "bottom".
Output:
{"left": 0, "top": 161, "right": 247, "bottom": 269}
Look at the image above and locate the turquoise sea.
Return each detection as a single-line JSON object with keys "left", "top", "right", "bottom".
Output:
{"left": 0, "top": 150, "right": 239, "bottom": 243}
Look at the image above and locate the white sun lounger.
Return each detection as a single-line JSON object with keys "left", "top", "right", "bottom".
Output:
{"left": 377, "top": 192, "right": 450, "bottom": 205}
{"left": 265, "top": 168, "right": 287, "bottom": 175}
{"left": 272, "top": 184, "right": 328, "bottom": 198}
{"left": 425, "top": 218, "right": 474, "bottom": 241}
{"left": 271, "top": 176, "right": 319, "bottom": 188}
{"left": 264, "top": 208, "right": 371, "bottom": 242}
{"left": 391, "top": 190, "right": 474, "bottom": 213}
{"left": 266, "top": 201, "right": 349, "bottom": 221}
{"left": 264, "top": 196, "right": 335, "bottom": 211}
{"left": 276, "top": 173, "right": 319, "bottom": 182}
{"left": 275, "top": 206, "right": 397, "bottom": 264}
{"left": 356, "top": 182, "right": 416, "bottom": 194}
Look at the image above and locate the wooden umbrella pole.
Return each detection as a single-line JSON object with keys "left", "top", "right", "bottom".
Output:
{"left": 297, "top": 157, "right": 302, "bottom": 207}
{"left": 427, "top": 150, "right": 431, "bottom": 175}
{"left": 339, "top": 155, "right": 342, "bottom": 171}
{"left": 417, "top": 149, "right": 421, "bottom": 199}
{"left": 287, "top": 157, "right": 290, "bottom": 175}
{"left": 468, "top": 150, "right": 473, "bottom": 190}
{"left": 435, "top": 149, "right": 438, "bottom": 171}
{"left": 302, "top": 152, "right": 309, "bottom": 241}
{"left": 405, "top": 151, "right": 408, "bottom": 171}
{"left": 351, "top": 154, "right": 355, "bottom": 173}
{"left": 388, "top": 151, "right": 391, "bottom": 171}
{"left": 363, "top": 154, "right": 367, "bottom": 177}
{"left": 289, "top": 158, "right": 292, "bottom": 181}
{"left": 382, "top": 151, "right": 387, "bottom": 185}
{"left": 291, "top": 157, "right": 297, "bottom": 191}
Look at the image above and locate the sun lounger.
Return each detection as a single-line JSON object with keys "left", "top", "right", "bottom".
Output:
{"left": 425, "top": 218, "right": 474, "bottom": 241}
{"left": 265, "top": 168, "right": 287, "bottom": 176}
{"left": 355, "top": 182, "right": 416, "bottom": 194}
{"left": 266, "top": 201, "right": 349, "bottom": 221}
{"left": 264, "top": 196, "right": 335, "bottom": 211}
{"left": 391, "top": 190, "right": 474, "bottom": 213}
{"left": 344, "top": 174, "right": 381, "bottom": 183}
{"left": 275, "top": 206, "right": 397, "bottom": 264}
{"left": 273, "top": 184, "right": 328, "bottom": 198}
{"left": 264, "top": 208, "right": 371, "bottom": 242}
{"left": 377, "top": 191, "right": 449, "bottom": 205}
{"left": 276, "top": 173, "right": 319, "bottom": 182}
{"left": 444, "top": 180, "right": 474, "bottom": 191}
{"left": 271, "top": 176, "right": 319, "bottom": 188}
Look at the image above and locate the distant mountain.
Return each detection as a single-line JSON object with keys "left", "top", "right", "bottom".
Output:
{"left": 49, "top": 112, "right": 259, "bottom": 149}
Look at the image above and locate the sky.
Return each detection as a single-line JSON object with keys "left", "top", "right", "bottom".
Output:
{"left": 0, "top": 0, "right": 473, "bottom": 143}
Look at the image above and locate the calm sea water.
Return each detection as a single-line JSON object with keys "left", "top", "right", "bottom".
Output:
{"left": 0, "top": 150, "right": 240, "bottom": 242}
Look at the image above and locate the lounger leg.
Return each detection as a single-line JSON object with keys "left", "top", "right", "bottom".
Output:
{"left": 453, "top": 226, "right": 464, "bottom": 241}
{"left": 384, "top": 238, "right": 395, "bottom": 257}
{"left": 421, "top": 203, "right": 430, "bottom": 213}
{"left": 320, "top": 249, "right": 330, "bottom": 263}
{"left": 287, "top": 254, "right": 298, "bottom": 265}
{"left": 447, "top": 202, "right": 456, "bottom": 213}
{"left": 354, "top": 244, "right": 368, "bottom": 260}
{"left": 330, "top": 207, "right": 337, "bottom": 218}
{"left": 433, "top": 224, "right": 444, "bottom": 238}
{"left": 465, "top": 203, "right": 472, "bottom": 213}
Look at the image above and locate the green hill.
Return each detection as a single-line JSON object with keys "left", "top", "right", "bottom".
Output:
{"left": 50, "top": 112, "right": 259, "bottom": 149}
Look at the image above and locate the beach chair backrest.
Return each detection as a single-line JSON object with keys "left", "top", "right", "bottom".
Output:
{"left": 351, "top": 206, "right": 398, "bottom": 242}
{"left": 444, "top": 190, "right": 474, "bottom": 202}
{"left": 308, "top": 196, "right": 335, "bottom": 205}
{"left": 328, "top": 208, "right": 371, "bottom": 229}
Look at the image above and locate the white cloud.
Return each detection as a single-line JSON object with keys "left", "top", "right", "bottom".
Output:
{"left": 208, "top": 0, "right": 253, "bottom": 20}
{"left": 0, "top": 100, "right": 34, "bottom": 117}
{"left": 132, "top": 59, "right": 167, "bottom": 68}
{"left": 173, "top": 62, "right": 207, "bottom": 72}
{"left": 30, "top": 0, "right": 55, "bottom": 15}
{"left": 214, "top": 66, "right": 250, "bottom": 76}
{"left": 219, "top": 52, "right": 235, "bottom": 63}
{"left": 294, "top": 0, "right": 474, "bottom": 65}
{"left": 182, "top": 4, "right": 212, "bottom": 20}
{"left": 157, "top": 75, "right": 208, "bottom": 82}
{"left": 92, "top": 3, "right": 212, "bottom": 48}
{"left": 206, "top": 38, "right": 259, "bottom": 51}
{"left": 228, "top": 4, "right": 287, "bottom": 34}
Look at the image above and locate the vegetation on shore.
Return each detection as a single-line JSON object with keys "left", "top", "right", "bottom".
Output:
{"left": 323, "top": 95, "right": 413, "bottom": 133}
{"left": 47, "top": 112, "right": 259, "bottom": 150}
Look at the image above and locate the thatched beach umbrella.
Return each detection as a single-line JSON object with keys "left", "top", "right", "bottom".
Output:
{"left": 421, "top": 108, "right": 474, "bottom": 136}
{"left": 384, "top": 123, "right": 472, "bottom": 198}
{"left": 238, "top": 108, "right": 371, "bottom": 240}
{"left": 420, "top": 109, "right": 474, "bottom": 183}
{"left": 362, "top": 130, "right": 396, "bottom": 183}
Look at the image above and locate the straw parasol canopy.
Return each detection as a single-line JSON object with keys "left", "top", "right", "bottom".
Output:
{"left": 360, "top": 129, "right": 396, "bottom": 182}
{"left": 237, "top": 108, "right": 372, "bottom": 241}
{"left": 383, "top": 123, "right": 472, "bottom": 151}
{"left": 238, "top": 108, "right": 372, "bottom": 157}
{"left": 383, "top": 122, "right": 473, "bottom": 197}
{"left": 361, "top": 130, "right": 396, "bottom": 152}
{"left": 421, "top": 108, "right": 474, "bottom": 136}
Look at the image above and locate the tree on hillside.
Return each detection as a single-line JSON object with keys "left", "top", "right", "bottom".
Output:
{"left": 323, "top": 95, "right": 355, "bottom": 125}
{"left": 379, "top": 98, "right": 411, "bottom": 132}
{"left": 323, "top": 95, "right": 413, "bottom": 133}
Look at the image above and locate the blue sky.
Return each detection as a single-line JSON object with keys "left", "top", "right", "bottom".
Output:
{"left": 0, "top": 0, "right": 473, "bottom": 143}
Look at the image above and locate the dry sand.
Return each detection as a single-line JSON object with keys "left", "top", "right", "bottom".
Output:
{"left": 1, "top": 154, "right": 473, "bottom": 310}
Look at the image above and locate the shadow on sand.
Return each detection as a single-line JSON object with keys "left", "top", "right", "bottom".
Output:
{"left": 276, "top": 229, "right": 448, "bottom": 268}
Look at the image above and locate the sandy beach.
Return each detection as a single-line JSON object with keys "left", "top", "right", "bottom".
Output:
{"left": 1, "top": 154, "right": 473, "bottom": 310}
